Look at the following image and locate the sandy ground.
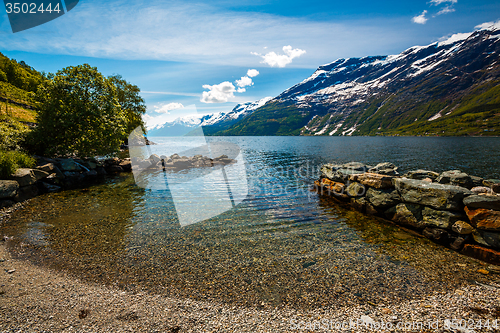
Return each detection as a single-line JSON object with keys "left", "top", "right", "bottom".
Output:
{"left": 2, "top": 241, "right": 500, "bottom": 333}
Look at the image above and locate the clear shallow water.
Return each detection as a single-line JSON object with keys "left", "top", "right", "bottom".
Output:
{"left": 2, "top": 136, "right": 500, "bottom": 309}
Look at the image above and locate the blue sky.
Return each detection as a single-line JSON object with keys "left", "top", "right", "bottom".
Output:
{"left": 1, "top": 0, "right": 500, "bottom": 125}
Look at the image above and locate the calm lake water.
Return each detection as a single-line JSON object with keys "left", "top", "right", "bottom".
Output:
{"left": 2, "top": 136, "right": 500, "bottom": 309}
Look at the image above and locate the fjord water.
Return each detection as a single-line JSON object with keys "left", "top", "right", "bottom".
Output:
{"left": 2, "top": 136, "right": 500, "bottom": 308}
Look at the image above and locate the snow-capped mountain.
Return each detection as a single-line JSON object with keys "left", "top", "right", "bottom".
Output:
{"left": 219, "top": 24, "right": 500, "bottom": 136}
{"left": 147, "top": 97, "right": 272, "bottom": 136}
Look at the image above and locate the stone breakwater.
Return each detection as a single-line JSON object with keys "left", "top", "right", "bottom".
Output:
{"left": 0, "top": 153, "right": 235, "bottom": 210}
{"left": 315, "top": 162, "right": 500, "bottom": 265}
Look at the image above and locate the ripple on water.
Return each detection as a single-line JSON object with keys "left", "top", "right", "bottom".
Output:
{"left": 2, "top": 136, "right": 500, "bottom": 309}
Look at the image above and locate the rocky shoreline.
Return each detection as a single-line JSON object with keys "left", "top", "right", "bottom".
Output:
{"left": 0, "top": 153, "right": 236, "bottom": 210}
{"left": 315, "top": 162, "right": 500, "bottom": 265}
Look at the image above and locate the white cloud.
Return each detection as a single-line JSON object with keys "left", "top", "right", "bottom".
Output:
{"left": 247, "top": 69, "right": 259, "bottom": 77}
{"left": 252, "top": 45, "right": 306, "bottom": 68}
{"left": 237, "top": 88, "right": 246, "bottom": 93}
{"left": 475, "top": 20, "right": 500, "bottom": 30}
{"left": 200, "top": 81, "right": 236, "bottom": 103}
{"left": 430, "top": 0, "right": 457, "bottom": 5}
{"left": 154, "top": 102, "right": 184, "bottom": 114}
{"left": 235, "top": 76, "right": 253, "bottom": 88}
{"left": 435, "top": 5, "right": 455, "bottom": 15}
{"left": 412, "top": 10, "right": 428, "bottom": 24}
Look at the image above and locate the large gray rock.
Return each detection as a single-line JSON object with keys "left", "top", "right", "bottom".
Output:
{"left": 32, "top": 169, "right": 49, "bottom": 181}
{"left": 0, "top": 180, "right": 19, "bottom": 199}
{"left": 59, "top": 158, "right": 82, "bottom": 171}
{"left": 463, "top": 195, "right": 500, "bottom": 210}
{"left": 403, "top": 170, "right": 440, "bottom": 181}
{"left": 341, "top": 162, "right": 371, "bottom": 171}
{"left": 437, "top": 170, "right": 474, "bottom": 189}
{"left": 366, "top": 187, "right": 400, "bottom": 208}
{"left": 368, "top": 162, "right": 399, "bottom": 176}
{"left": 385, "top": 203, "right": 424, "bottom": 228}
{"left": 394, "top": 178, "right": 473, "bottom": 211}
{"left": 421, "top": 206, "right": 464, "bottom": 229}
{"left": 10, "top": 168, "right": 37, "bottom": 187}
{"left": 320, "top": 164, "right": 364, "bottom": 182}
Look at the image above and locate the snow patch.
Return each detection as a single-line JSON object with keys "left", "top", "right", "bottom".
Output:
{"left": 329, "top": 122, "right": 343, "bottom": 135}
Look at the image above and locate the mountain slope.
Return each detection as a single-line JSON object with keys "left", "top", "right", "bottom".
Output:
{"left": 218, "top": 26, "right": 500, "bottom": 136}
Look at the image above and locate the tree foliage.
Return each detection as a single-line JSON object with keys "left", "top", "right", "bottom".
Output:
{"left": 108, "top": 74, "right": 147, "bottom": 135}
{"left": 31, "top": 64, "right": 130, "bottom": 157}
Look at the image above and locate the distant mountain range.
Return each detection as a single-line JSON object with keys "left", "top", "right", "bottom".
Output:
{"left": 147, "top": 97, "right": 272, "bottom": 136}
{"left": 209, "top": 25, "right": 500, "bottom": 136}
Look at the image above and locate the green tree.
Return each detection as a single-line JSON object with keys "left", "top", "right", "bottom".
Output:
{"left": 108, "top": 74, "right": 147, "bottom": 135}
{"left": 31, "top": 64, "right": 128, "bottom": 157}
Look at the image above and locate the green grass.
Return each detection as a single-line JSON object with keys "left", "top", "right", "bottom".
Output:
{"left": 0, "top": 149, "right": 35, "bottom": 178}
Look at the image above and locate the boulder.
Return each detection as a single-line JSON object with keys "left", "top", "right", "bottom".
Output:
{"left": 170, "top": 154, "right": 181, "bottom": 160}
{"left": 10, "top": 168, "right": 37, "bottom": 187}
{"left": 385, "top": 203, "right": 424, "bottom": 229}
{"left": 368, "top": 162, "right": 399, "bottom": 176}
{"left": 346, "top": 182, "right": 366, "bottom": 197}
{"left": 104, "top": 157, "right": 121, "bottom": 166}
{"left": 59, "top": 158, "right": 82, "bottom": 171}
{"left": 315, "top": 179, "right": 348, "bottom": 199}
{"left": 14, "top": 184, "right": 39, "bottom": 202}
{"left": 341, "top": 162, "right": 371, "bottom": 171}
{"left": 461, "top": 244, "right": 500, "bottom": 265}
{"left": 149, "top": 154, "right": 161, "bottom": 165}
{"left": 349, "top": 172, "right": 394, "bottom": 189}
{"left": 119, "top": 160, "right": 132, "bottom": 171}
{"left": 350, "top": 197, "right": 367, "bottom": 212}
{"left": 366, "top": 187, "right": 400, "bottom": 208}
{"left": 37, "top": 163, "right": 56, "bottom": 173}
{"left": 464, "top": 206, "right": 500, "bottom": 231}
{"left": 452, "top": 221, "right": 474, "bottom": 235}
{"left": 394, "top": 178, "right": 473, "bottom": 211}
{"left": 403, "top": 170, "right": 440, "bottom": 181}
{"left": 0, "top": 180, "right": 19, "bottom": 199}
{"left": 471, "top": 186, "right": 492, "bottom": 194}
{"left": 472, "top": 230, "right": 500, "bottom": 249}
{"left": 493, "top": 183, "right": 500, "bottom": 194}
{"left": 463, "top": 195, "right": 500, "bottom": 210}
{"left": 421, "top": 206, "right": 464, "bottom": 229}
{"left": 436, "top": 170, "right": 474, "bottom": 189}
{"left": 31, "top": 169, "right": 49, "bottom": 181}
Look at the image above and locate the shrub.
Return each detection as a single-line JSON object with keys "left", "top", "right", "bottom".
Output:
{"left": 0, "top": 149, "right": 35, "bottom": 178}
{"left": 0, "top": 118, "right": 31, "bottom": 151}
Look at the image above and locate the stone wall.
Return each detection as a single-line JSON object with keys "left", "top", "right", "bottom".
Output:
{"left": 315, "top": 162, "right": 500, "bottom": 265}
{"left": 0, "top": 157, "right": 132, "bottom": 209}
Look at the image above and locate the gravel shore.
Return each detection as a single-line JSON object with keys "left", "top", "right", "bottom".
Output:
{"left": 1, "top": 240, "right": 500, "bottom": 332}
